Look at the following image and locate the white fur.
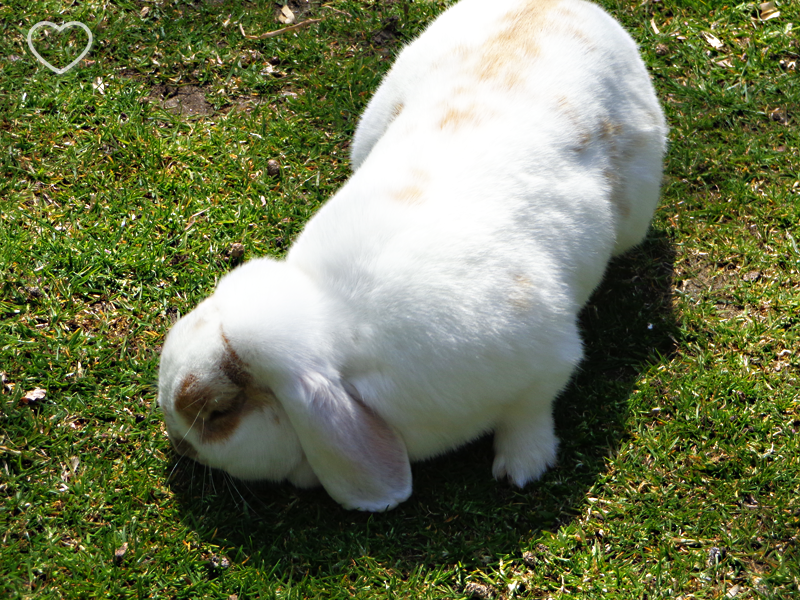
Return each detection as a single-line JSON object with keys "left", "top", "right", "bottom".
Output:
{"left": 158, "top": 0, "right": 667, "bottom": 511}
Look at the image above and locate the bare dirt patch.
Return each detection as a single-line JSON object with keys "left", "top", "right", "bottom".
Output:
{"left": 148, "top": 85, "right": 213, "bottom": 117}
{"left": 675, "top": 254, "right": 740, "bottom": 300}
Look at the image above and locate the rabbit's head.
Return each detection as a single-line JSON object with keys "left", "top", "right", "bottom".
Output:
{"left": 157, "top": 258, "right": 411, "bottom": 511}
{"left": 157, "top": 291, "right": 314, "bottom": 485}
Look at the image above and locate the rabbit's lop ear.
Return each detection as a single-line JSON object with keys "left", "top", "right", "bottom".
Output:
{"left": 284, "top": 372, "right": 411, "bottom": 511}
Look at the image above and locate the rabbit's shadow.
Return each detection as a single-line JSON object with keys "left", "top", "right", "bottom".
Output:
{"left": 167, "top": 230, "right": 677, "bottom": 574}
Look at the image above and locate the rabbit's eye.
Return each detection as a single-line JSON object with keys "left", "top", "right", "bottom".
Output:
{"left": 207, "top": 405, "right": 237, "bottom": 422}
{"left": 204, "top": 391, "right": 248, "bottom": 424}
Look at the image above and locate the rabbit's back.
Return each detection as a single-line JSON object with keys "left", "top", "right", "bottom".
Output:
{"left": 286, "top": 0, "right": 666, "bottom": 458}
{"left": 300, "top": 0, "right": 665, "bottom": 289}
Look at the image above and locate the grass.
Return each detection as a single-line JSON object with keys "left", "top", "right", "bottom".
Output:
{"left": 0, "top": 0, "right": 798, "bottom": 598}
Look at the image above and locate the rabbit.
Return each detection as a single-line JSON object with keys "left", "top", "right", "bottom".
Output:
{"left": 157, "top": 0, "right": 667, "bottom": 512}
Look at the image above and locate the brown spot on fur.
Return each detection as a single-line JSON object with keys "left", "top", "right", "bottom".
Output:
{"left": 556, "top": 95, "right": 591, "bottom": 152}
{"left": 610, "top": 191, "right": 631, "bottom": 219}
{"left": 602, "top": 167, "right": 618, "bottom": 187}
{"left": 221, "top": 331, "right": 251, "bottom": 387}
{"left": 477, "top": 0, "right": 560, "bottom": 89}
{"left": 575, "top": 131, "right": 592, "bottom": 152}
{"left": 175, "top": 372, "right": 248, "bottom": 444}
{"left": 603, "top": 167, "right": 630, "bottom": 219}
{"left": 438, "top": 104, "right": 482, "bottom": 131}
{"left": 171, "top": 337, "right": 270, "bottom": 445}
{"left": 199, "top": 391, "right": 248, "bottom": 443}
{"left": 175, "top": 373, "right": 208, "bottom": 416}
{"left": 390, "top": 103, "right": 404, "bottom": 121}
{"left": 390, "top": 168, "right": 430, "bottom": 205}
{"left": 599, "top": 118, "right": 623, "bottom": 141}
{"left": 596, "top": 119, "right": 630, "bottom": 220}
{"left": 476, "top": 0, "right": 598, "bottom": 90}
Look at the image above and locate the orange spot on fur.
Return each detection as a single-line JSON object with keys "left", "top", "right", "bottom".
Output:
{"left": 477, "top": 0, "right": 560, "bottom": 89}
{"left": 438, "top": 104, "right": 482, "bottom": 131}
{"left": 476, "top": 1, "right": 597, "bottom": 90}
{"left": 391, "top": 185, "right": 425, "bottom": 205}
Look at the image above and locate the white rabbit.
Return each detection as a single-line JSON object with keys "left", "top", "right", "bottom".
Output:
{"left": 157, "top": 0, "right": 667, "bottom": 511}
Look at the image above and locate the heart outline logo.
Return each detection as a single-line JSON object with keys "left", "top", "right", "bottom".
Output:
{"left": 27, "top": 21, "right": 94, "bottom": 75}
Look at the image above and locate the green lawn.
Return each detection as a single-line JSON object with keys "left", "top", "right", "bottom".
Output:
{"left": 1, "top": 1, "right": 798, "bottom": 598}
